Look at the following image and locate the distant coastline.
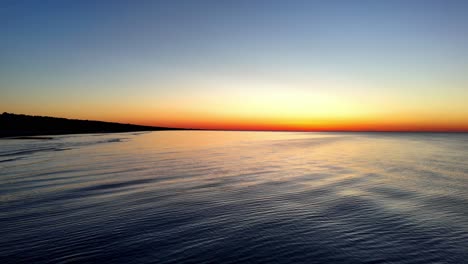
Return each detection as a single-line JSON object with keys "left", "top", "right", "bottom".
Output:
{"left": 0, "top": 112, "right": 187, "bottom": 138}
{"left": 1, "top": 112, "right": 466, "bottom": 138}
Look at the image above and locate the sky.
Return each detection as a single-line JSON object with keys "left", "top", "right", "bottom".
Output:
{"left": 1, "top": 0, "right": 468, "bottom": 131}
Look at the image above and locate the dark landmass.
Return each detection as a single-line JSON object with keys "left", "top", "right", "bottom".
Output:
{"left": 0, "top": 112, "right": 186, "bottom": 138}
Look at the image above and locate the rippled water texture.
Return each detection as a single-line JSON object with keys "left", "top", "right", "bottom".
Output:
{"left": 1, "top": 131, "right": 468, "bottom": 263}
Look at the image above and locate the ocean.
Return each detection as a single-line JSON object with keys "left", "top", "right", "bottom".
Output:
{"left": 1, "top": 131, "right": 467, "bottom": 263}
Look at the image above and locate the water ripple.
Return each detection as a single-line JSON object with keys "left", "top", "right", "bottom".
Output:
{"left": 1, "top": 131, "right": 468, "bottom": 263}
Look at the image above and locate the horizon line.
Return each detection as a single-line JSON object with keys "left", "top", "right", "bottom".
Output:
{"left": 3, "top": 112, "right": 468, "bottom": 134}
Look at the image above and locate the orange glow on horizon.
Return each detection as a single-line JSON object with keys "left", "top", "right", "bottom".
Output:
{"left": 5, "top": 109, "right": 468, "bottom": 132}
{"left": 5, "top": 80, "right": 467, "bottom": 133}
{"left": 123, "top": 116, "right": 468, "bottom": 132}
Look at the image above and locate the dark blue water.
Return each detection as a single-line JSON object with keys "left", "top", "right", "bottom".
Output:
{"left": 1, "top": 131, "right": 468, "bottom": 263}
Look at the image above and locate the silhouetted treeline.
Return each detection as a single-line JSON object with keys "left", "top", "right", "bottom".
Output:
{"left": 0, "top": 112, "right": 184, "bottom": 138}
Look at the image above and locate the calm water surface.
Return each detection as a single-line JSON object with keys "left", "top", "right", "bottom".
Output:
{"left": 1, "top": 131, "right": 468, "bottom": 263}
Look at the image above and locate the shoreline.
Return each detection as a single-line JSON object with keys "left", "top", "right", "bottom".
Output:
{"left": 0, "top": 128, "right": 189, "bottom": 139}
{"left": 0, "top": 112, "right": 188, "bottom": 139}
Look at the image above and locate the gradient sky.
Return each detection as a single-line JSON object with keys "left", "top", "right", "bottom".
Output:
{"left": 1, "top": 0, "right": 468, "bottom": 131}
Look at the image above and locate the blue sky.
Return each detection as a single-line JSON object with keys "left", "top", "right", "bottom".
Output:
{"left": 1, "top": 0, "right": 468, "bottom": 130}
